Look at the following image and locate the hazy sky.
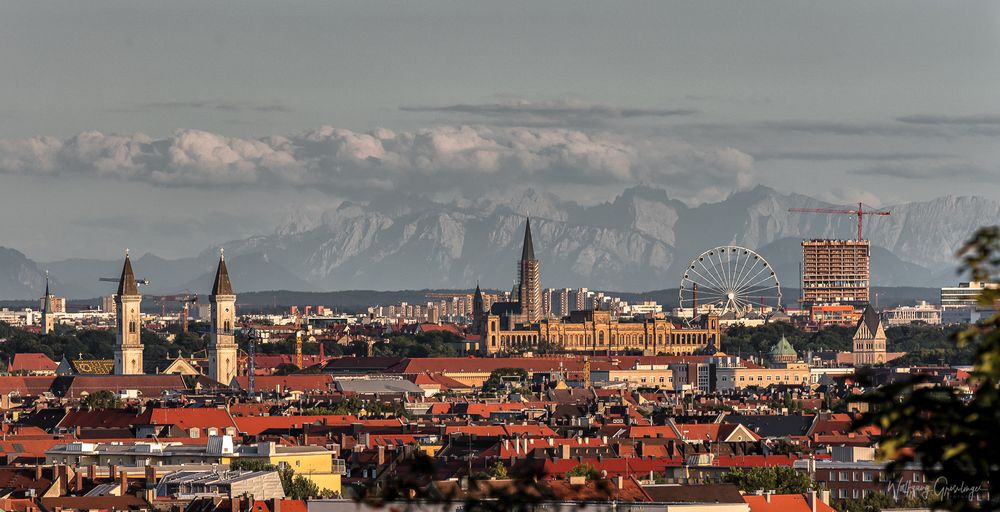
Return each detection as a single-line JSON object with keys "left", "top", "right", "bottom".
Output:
{"left": 2, "top": 1, "right": 999, "bottom": 260}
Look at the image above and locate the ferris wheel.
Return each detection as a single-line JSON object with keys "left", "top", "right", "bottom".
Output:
{"left": 678, "top": 245, "right": 781, "bottom": 318}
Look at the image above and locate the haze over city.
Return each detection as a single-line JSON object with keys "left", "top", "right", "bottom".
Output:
{"left": 1, "top": 1, "right": 999, "bottom": 264}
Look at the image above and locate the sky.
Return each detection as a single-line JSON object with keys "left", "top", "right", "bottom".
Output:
{"left": 1, "top": 1, "right": 999, "bottom": 261}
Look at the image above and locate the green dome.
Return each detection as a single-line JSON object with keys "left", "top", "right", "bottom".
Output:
{"left": 770, "top": 335, "right": 797, "bottom": 357}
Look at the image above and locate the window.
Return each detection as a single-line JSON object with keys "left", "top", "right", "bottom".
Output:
{"left": 863, "top": 472, "right": 873, "bottom": 482}
{"left": 839, "top": 471, "right": 848, "bottom": 481}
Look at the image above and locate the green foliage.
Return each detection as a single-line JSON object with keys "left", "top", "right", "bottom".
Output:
{"left": 273, "top": 363, "right": 300, "bottom": 375}
{"left": 306, "top": 396, "right": 411, "bottom": 418}
{"left": 859, "top": 226, "right": 1000, "bottom": 512}
{"left": 84, "top": 390, "right": 122, "bottom": 409}
{"left": 482, "top": 368, "right": 529, "bottom": 391}
{"left": 836, "top": 491, "right": 933, "bottom": 512}
{"left": 722, "top": 322, "right": 853, "bottom": 357}
{"left": 488, "top": 461, "right": 508, "bottom": 480}
{"left": 228, "top": 459, "right": 335, "bottom": 498}
{"left": 364, "top": 331, "right": 462, "bottom": 358}
{"left": 566, "top": 463, "right": 600, "bottom": 480}
{"left": 722, "top": 466, "right": 812, "bottom": 494}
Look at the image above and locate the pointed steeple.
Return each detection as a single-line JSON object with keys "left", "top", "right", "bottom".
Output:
{"left": 212, "top": 249, "right": 234, "bottom": 296}
{"left": 520, "top": 217, "right": 536, "bottom": 261}
{"left": 43, "top": 272, "right": 52, "bottom": 314}
{"left": 117, "top": 251, "right": 139, "bottom": 296}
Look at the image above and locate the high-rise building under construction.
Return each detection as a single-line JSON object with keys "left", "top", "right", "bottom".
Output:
{"left": 801, "top": 239, "right": 870, "bottom": 308}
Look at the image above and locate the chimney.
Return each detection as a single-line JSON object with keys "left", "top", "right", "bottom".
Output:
{"left": 74, "top": 468, "right": 83, "bottom": 493}
{"left": 765, "top": 493, "right": 771, "bottom": 503}
{"left": 35, "top": 464, "right": 42, "bottom": 480}
{"left": 273, "top": 499, "right": 282, "bottom": 512}
{"left": 377, "top": 445, "right": 386, "bottom": 466}
{"left": 88, "top": 465, "right": 96, "bottom": 481}
{"left": 119, "top": 470, "right": 128, "bottom": 496}
{"left": 560, "top": 444, "right": 571, "bottom": 459}
{"left": 614, "top": 476, "right": 624, "bottom": 489}
{"left": 806, "top": 491, "right": 818, "bottom": 512}
{"left": 145, "top": 466, "right": 156, "bottom": 488}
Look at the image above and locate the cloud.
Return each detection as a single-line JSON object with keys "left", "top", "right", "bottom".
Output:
{"left": 123, "top": 99, "right": 290, "bottom": 113}
{"left": 849, "top": 162, "right": 1000, "bottom": 182}
{"left": 0, "top": 125, "right": 753, "bottom": 200}
{"left": 752, "top": 150, "right": 953, "bottom": 162}
{"left": 896, "top": 114, "right": 1000, "bottom": 126}
{"left": 400, "top": 99, "right": 697, "bottom": 127}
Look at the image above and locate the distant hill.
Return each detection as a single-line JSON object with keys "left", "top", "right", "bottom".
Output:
{"left": 2, "top": 185, "right": 996, "bottom": 300}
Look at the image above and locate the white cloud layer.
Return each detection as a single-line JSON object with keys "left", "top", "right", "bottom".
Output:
{"left": 0, "top": 125, "right": 753, "bottom": 199}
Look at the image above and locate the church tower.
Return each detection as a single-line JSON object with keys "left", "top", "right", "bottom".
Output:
{"left": 517, "top": 218, "right": 542, "bottom": 323}
{"left": 852, "top": 304, "right": 887, "bottom": 365}
{"left": 41, "top": 273, "right": 54, "bottom": 335}
{"left": 208, "top": 249, "right": 238, "bottom": 385}
{"left": 472, "top": 282, "right": 484, "bottom": 334}
{"left": 114, "top": 251, "right": 144, "bottom": 375}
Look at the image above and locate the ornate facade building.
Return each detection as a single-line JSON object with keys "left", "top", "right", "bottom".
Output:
{"left": 114, "top": 252, "right": 144, "bottom": 375}
{"left": 475, "top": 218, "right": 720, "bottom": 355}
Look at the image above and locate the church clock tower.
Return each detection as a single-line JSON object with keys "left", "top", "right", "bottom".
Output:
{"left": 114, "top": 250, "right": 144, "bottom": 375}
{"left": 208, "top": 249, "right": 238, "bottom": 385}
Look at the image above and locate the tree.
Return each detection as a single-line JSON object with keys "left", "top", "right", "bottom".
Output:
{"left": 273, "top": 363, "right": 300, "bottom": 375}
{"left": 488, "top": 461, "right": 508, "bottom": 480}
{"left": 722, "top": 466, "right": 812, "bottom": 494}
{"left": 566, "top": 463, "right": 600, "bottom": 481}
{"left": 482, "top": 368, "right": 529, "bottom": 391}
{"left": 83, "top": 390, "right": 122, "bottom": 409}
{"left": 858, "top": 226, "right": 1000, "bottom": 512}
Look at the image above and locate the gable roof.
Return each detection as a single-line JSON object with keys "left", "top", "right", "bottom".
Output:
{"left": 744, "top": 493, "right": 835, "bottom": 512}
{"left": 853, "top": 305, "right": 884, "bottom": 340}
{"left": 11, "top": 354, "right": 58, "bottom": 373}
{"left": 642, "top": 483, "right": 745, "bottom": 504}
{"left": 723, "top": 414, "right": 815, "bottom": 438}
{"left": 143, "top": 407, "right": 238, "bottom": 431}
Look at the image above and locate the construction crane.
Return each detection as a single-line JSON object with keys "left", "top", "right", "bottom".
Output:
{"left": 98, "top": 277, "right": 150, "bottom": 286}
{"left": 151, "top": 294, "right": 198, "bottom": 333}
{"left": 788, "top": 202, "right": 891, "bottom": 240}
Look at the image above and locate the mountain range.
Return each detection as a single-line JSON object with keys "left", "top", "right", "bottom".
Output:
{"left": 1, "top": 185, "right": 997, "bottom": 300}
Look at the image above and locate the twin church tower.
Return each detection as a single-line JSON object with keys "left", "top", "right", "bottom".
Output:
{"left": 113, "top": 250, "right": 237, "bottom": 384}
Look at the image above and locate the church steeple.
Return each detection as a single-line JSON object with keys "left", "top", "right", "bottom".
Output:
{"left": 42, "top": 272, "right": 54, "bottom": 335}
{"left": 521, "top": 217, "right": 536, "bottom": 261}
{"left": 211, "top": 248, "right": 234, "bottom": 296}
{"left": 117, "top": 250, "right": 139, "bottom": 296}
{"left": 209, "top": 248, "right": 238, "bottom": 385}
{"left": 114, "top": 249, "right": 144, "bottom": 375}
{"left": 516, "top": 217, "right": 542, "bottom": 323}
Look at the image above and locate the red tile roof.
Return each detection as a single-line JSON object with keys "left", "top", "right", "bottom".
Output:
{"left": 10, "top": 353, "right": 57, "bottom": 372}
{"left": 143, "top": 408, "right": 237, "bottom": 431}
{"left": 744, "top": 494, "right": 835, "bottom": 512}
{"left": 444, "top": 424, "right": 557, "bottom": 437}
{"left": 233, "top": 415, "right": 358, "bottom": 435}
{"left": 60, "top": 409, "right": 142, "bottom": 429}
{"left": 232, "top": 375, "right": 334, "bottom": 392}
{"left": 0, "top": 376, "right": 56, "bottom": 396}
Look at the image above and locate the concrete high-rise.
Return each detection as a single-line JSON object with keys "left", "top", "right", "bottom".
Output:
{"left": 801, "top": 239, "right": 870, "bottom": 308}
{"left": 208, "top": 250, "right": 238, "bottom": 385}
{"left": 114, "top": 251, "right": 144, "bottom": 375}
